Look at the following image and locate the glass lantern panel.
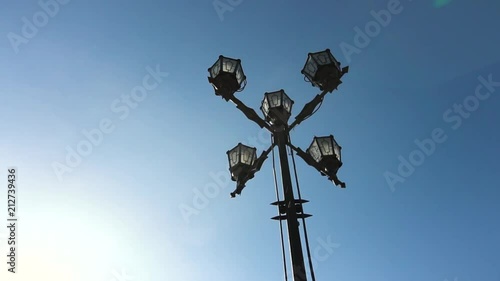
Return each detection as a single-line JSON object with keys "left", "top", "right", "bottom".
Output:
{"left": 229, "top": 149, "right": 240, "bottom": 168}
{"left": 334, "top": 145, "right": 341, "bottom": 161}
{"left": 282, "top": 96, "right": 292, "bottom": 114}
{"left": 308, "top": 140, "right": 322, "bottom": 162}
{"left": 312, "top": 52, "right": 333, "bottom": 65}
{"left": 240, "top": 148, "right": 255, "bottom": 165}
{"left": 210, "top": 60, "right": 221, "bottom": 78}
{"left": 235, "top": 64, "right": 244, "bottom": 84}
{"left": 268, "top": 92, "right": 282, "bottom": 108}
{"left": 222, "top": 58, "right": 237, "bottom": 73}
{"left": 262, "top": 99, "right": 270, "bottom": 115}
{"left": 303, "top": 57, "right": 317, "bottom": 78}
{"left": 318, "top": 137, "right": 333, "bottom": 156}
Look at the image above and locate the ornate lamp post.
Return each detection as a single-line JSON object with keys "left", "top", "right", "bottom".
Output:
{"left": 207, "top": 49, "right": 349, "bottom": 281}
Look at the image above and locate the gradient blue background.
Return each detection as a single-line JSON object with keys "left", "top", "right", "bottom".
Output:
{"left": 0, "top": 0, "right": 499, "bottom": 280}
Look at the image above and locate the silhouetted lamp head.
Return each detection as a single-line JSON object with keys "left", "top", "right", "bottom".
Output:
{"left": 260, "top": 89, "right": 294, "bottom": 126}
{"left": 306, "top": 135, "right": 342, "bottom": 175}
{"left": 301, "top": 49, "right": 347, "bottom": 92}
{"left": 227, "top": 143, "right": 257, "bottom": 182}
{"left": 208, "top": 55, "right": 247, "bottom": 101}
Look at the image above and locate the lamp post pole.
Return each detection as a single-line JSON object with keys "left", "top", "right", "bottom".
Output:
{"left": 207, "top": 49, "right": 349, "bottom": 281}
{"left": 274, "top": 128, "right": 307, "bottom": 281}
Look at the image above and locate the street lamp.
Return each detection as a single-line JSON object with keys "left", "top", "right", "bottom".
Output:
{"left": 208, "top": 55, "right": 247, "bottom": 101}
{"left": 227, "top": 143, "right": 257, "bottom": 197}
{"left": 306, "top": 135, "right": 345, "bottom": 188}
{"left": 301, "top": 49, "right": 349, "bottom": 92}
{"left": 260, "top": 89, "right": 294, "bottom": 126}
{"left": 227, "top": 143, "right": 257, "bottom": 181}
{"left": 207, "top": 48, "right": 349, "bottom": 281}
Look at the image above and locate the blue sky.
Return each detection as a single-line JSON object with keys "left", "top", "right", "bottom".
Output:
{"left": 0, "top": 0, "right": 499, "bottom": 280}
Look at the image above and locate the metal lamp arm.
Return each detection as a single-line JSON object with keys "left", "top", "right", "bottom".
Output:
{"left": 289, "top": 89, "right": 328, "bottom": 130}
{"left": 288, "top": 143, "right": 322, "bottom": 171}
{"left": 230, "top": 96, "right": 271, "bottom": 131}
{"left": 253, "top": 144, "right": 275, "bottom": 172}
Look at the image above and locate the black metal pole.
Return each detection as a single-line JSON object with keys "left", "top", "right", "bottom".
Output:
{"left": 274, "top": 129, "right": 307, "bottom": 281}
